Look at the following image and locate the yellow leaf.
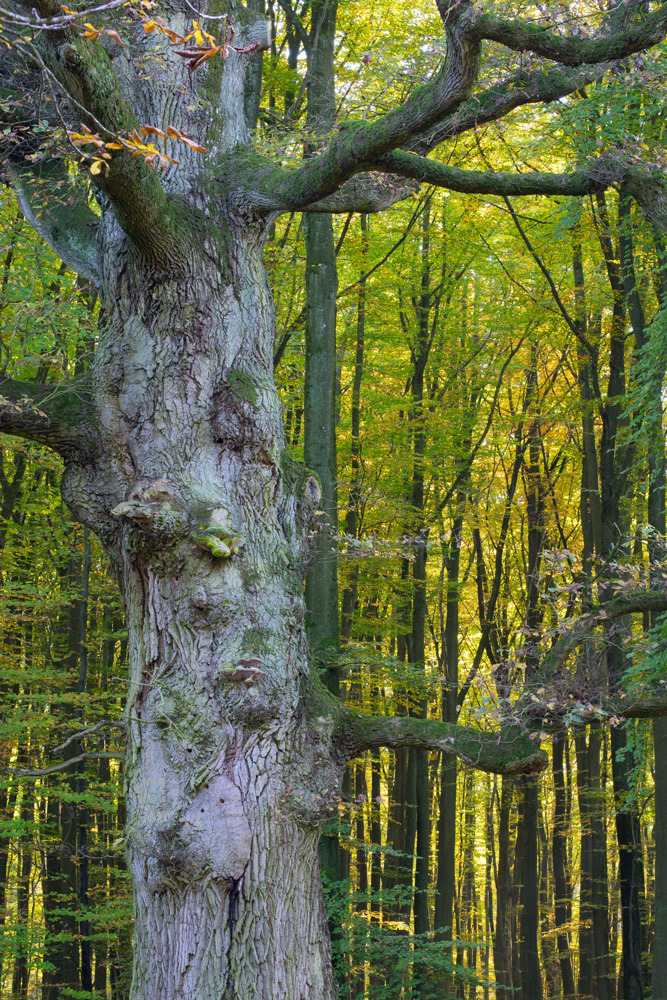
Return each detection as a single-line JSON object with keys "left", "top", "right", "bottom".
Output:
{"left": 141, "top": 125, "right": 165, "bottom": 138}
{"left": 179, "top": 136, "right": 206, "bottom": 153}
{"left": 104, "top": 28, "right": 125, "bottom": 45}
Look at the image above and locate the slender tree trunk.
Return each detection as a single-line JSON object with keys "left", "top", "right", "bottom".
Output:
{"left": 646, "top": 227, "right": 667, "bottom": 1000}
{"left": 42, "top": 550, "right": 86, "bottom": 1000}
{"left": 304, "top": 208, "right": 339, "bottom": 677}
{"left": 589, "top": 724, "right": 611, "bottom": 1000}
{"left": 653, "top": 718, "right": 667, "bottom": 999}
{"left": 303, "top": 0, "right": 340, "bottom": 689}
{"left": 77, "top": 530, "right": 93, "bottom": 995}
{"left": 517, "top": 348, "right": 543, "bottom": 1000}
{"left": 11, "top": 733, "right": 32, "bottom": 1000}
{"left": 341, "top": 213, "right": 368, "bottom": 643}
{"left": 552, "top": 732, "right": 576, "bottom": 999}
{"left": 411, "top": 200, "right": 432, "bottom": 956}
{"left": 493, "top": 775, "right": 514, "bottom": 996}
{"left": 434, "top": 521, "right": 461, "bottom": 921}
{"left": 302, "top": 4, "right": 342, "bottom": 942}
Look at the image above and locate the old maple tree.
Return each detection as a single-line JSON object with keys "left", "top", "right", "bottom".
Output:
{"left": 3, "top": 0, "right": 667, "bottom": 996}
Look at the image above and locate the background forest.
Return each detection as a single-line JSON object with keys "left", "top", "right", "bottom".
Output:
{"left": 1, "top": 0, "right": 667, "bottom": 998}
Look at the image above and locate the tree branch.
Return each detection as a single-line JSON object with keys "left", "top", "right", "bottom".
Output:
{"left": 513, "top": 590, "right": 667, "bottom": 728}
{"left": 410, "top": 63, "right": 608, "bottom": 155}
{"left": 247, "top": 0, "right": 667, "bottom": 212}
{"left": 13, "top": 27, "right": 187, "bottom": 268}
{"left": 536, "top": 590, "right": 667, "bottom": 682}
{"left": 342, "top": 712, "right": 548, "bottom": 774}
{"left": 473, "top": 3, "right": 667, "bottom": 66}
{"left": 8, "top": 751, "right": 124, "bottom": 777}
{"left": 624, "top": 168, "right": 667, "bottom": 238}
{"left": 0, "top": 375, "right": 94, "bottom": 458}
{"left": 372, "top": 151, "right": 603, "bottom": 198}
{"left": 248, "top": 4, "right": 481, "bottom": 209}
{"left": 6, "top": 159, "right": 100, "bottom": 284}
{"left": 338, "top": 711, "right": 547, "bottom": 774}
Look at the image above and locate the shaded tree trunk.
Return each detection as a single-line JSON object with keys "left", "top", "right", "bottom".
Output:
{"left": 552, "top": 732, "right": 576, "bottom": 1000}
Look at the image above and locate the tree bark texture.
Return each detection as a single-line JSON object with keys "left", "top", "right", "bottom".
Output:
{"left": 89, "top": 218, "right": 343, "bottom": 998}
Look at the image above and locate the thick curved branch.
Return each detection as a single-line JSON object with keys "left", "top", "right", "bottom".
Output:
{"left": 473, "top": 3, "right": 667, "bottom": 66}
{"left": 513, "top": 590, "right": 667, "bottom": 728}
{"left": 252, "top": 5, "right": 481, "bottom": 209}
{"left": 0, "top": 375, "right": 94, "bottom": 458}
{"left": 338, "top": 712, "right": 547, "bottom": 774}
{"left": 6, "top": 160, "right": 100, "bottom": 284}
{"left": 372, "top": 152, "right": 603, "bottom": 198}
{"left": 410, "top": 63, "right": 608, "bottom": 155}
{"left": 250, "top": 1, "right": 667, "bottom": 212}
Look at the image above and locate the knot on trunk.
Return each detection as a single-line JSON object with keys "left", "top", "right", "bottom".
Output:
{"left": 112, "top": 478, "right": 189, "bottom": 536}
{"left": 148, "top": 776, "right": 252, "bottom": 890}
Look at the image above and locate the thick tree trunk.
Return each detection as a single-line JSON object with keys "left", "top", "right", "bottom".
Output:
{"left": 60, "top": 210, "right": 342, "bottom": 999}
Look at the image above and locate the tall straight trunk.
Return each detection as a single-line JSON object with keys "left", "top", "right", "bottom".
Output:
{"left": 483, "top": 776, "right": 493, "bottom": 1000}
{"left": 517, "top": 347, "right": 543, "bottom": 1000}
{"left": 653, "top": 718, "right": 667, "bottom": 999}
{"left": 303, "top": 0, "right": 339, "bottom": 689}
{"left": 574, "top": 230, "right": 611, "bottom": 1000}
{"left": 552, "top": 732, "right": 576, "bottom": 999}
{"left": 77, "top": 529, "right": 93, "bottom": 995}
{"left": 493, "top": 775, "right": 514, "bottom": 996}
{"left": 538, "top": 804, "right": 556, "bottom": 999}
{"left": 517, "top": 775, "right": 541, "bottom": 1000}
{"left": 0, "top": 443, "right": 29, "bottom": 983}
{"left": 576, "top": 731, "right": 595, "bottom": 999}
{"left": 304, "top": 208, "right": 339, "bottom": 677}
{"left": 434, "top": 517, "right": 462, "bottom": 939}
{"left": 304, "top": 208, "right": 339, "bottom": 680}
{"left": 600, "top": 188, "right": 645, "bottom": 1000}
{"left": 579, "top": 195, "right": 644, "bottom": 1000}
{"left": 459, "top": 770, "right": 477, "bottom": 995}
{"left": 302, "top": 4, "right": 341, "bottom": 938}
{"left": 93, "top": 602, "right": 116, "bottom": 997}
{"left": 410, "top": 204, "right": 434, "bottom": 1000}
{"left": 42, "top": 550, "right": 86, "bottom": 1000}
{"left": 646, "top": 227, "right": 667, "bottom": 1000}
{"left": 11, "top": 733, "right": 32, "bottom": 1000}
{"left": 340, "top": 214, "right": 368, "bottom": 643}
{"left": 353, "top": 762, "right": 368, "bottom": 999}
{"left": 589, "top": 724, "right": 611, "bottom": 1000}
